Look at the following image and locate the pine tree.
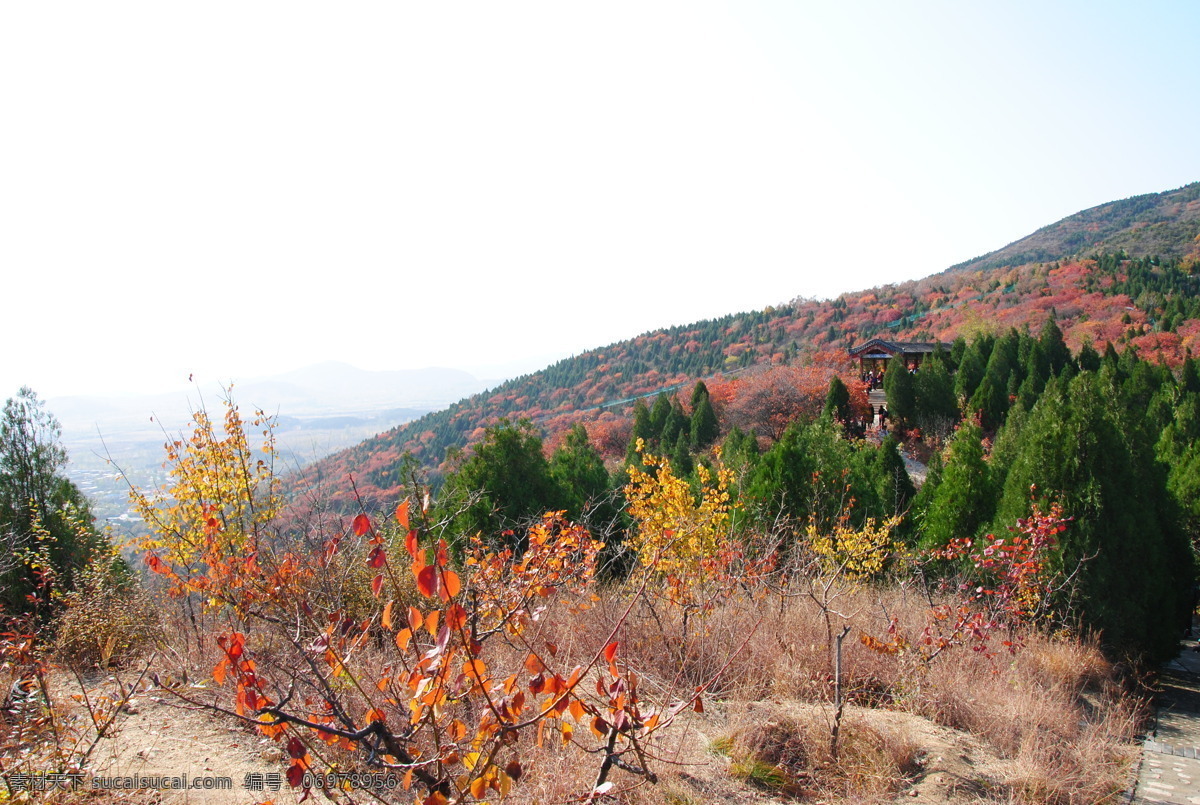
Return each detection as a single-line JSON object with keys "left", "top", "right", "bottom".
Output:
{"left": 823, "top": 375, "right": 853, "bottom": 424}
{"left": 550, "top": 424, "right": 611, "bottom": 524}
{"left": 1038, "top": 316, "right": 1073, "bottom": 377}
{"left": 0, "top": 387, "right": 106, "bottom": 618}
{"left": 689, "top": 383, "right": 719, "bottom": 449}
{"left": 920, "top": 420, "right": 992, "bottom": 551}
{"left": 438, "top": 419, "right": 565, "bottom": 551}
{"left": 872, "top": 435, "right": 915, "bottom": 517}
{"left": 1077, "top": 340, "right": 1102, "bottom": 372}
{"left": 953, "top": 340, "right": 987, "bottom": 405}
{"left": 649, "top": 393, "right": 672, "bottom": 442}
{"left": 993, "top": 372, "right": 1193, "bottom": 660}
{"left": 883, "top": 356, "right": 916, "bottom": 430}
{"left": 913, "top": 350, "right": 958, "bottom": 439}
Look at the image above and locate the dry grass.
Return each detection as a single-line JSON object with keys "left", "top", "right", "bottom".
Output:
{"left": 6, "top": 566, "right": 1146, "bottom": 804}
{"left": 718, "top": 704, "right": 922, "bottom": 801}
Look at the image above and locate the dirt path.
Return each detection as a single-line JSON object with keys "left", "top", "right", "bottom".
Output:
{"left": 86, "top": 688, "right": 283, "bottom": 805}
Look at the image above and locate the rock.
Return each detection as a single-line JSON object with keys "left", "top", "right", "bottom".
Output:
{"left": 261, "top": 747, "right": 284, "bottom": 762}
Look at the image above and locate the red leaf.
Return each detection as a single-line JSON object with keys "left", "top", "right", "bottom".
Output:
{"left": 286, "top": 761, "right": 306, "bottom": 788}
{"left": 405, "top": 529, "right": 419, "bottom": 560}
{"left": 396, "top": 500, "right": 410, "bottom": 529}
{"left": 352, "top": 513, "right": 371, "bottom": 537}
{"left": 367, "top": 545, "right": 387, "bottom": 568}
{"left": 286, "top": 736, "right": 306, "bottom": 759}
{"left": 417, "top": 564, "right": 439, "bottom": 598}
{"left": 371, "top": 574, "right": 384, "bottom": 597}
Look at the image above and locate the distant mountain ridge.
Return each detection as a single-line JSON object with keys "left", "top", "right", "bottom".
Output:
{"left": 950, "top": 182, "right": 1200, "bottom": 275}
{"left": 294, "top": 181, "right": 1200, "bottom": 506}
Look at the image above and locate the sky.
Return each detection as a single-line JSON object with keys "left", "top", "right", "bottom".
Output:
{"left": 3, "top": 1, "right": 1199, "bottom": 401}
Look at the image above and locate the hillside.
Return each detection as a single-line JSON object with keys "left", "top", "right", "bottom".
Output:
{"left": 950, "top": 181, "right": 1200, "bottom": 274}
{"left": 294, "top": 182, "right": 1200, "bottom": 505}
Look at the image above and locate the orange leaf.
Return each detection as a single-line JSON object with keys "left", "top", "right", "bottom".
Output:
{"left": 395, "top": 628, "right": 412, "bottom": 652}
{"left": 566, "top": 666, "right": 583, "bottom": 688}
{"left": 570, "top": 699, "right": 586, "bottom": 721}
{"left": 395, "top": 500, "right": 410, "bottom": 529}
{"left": 408, "top": 606, "right": 423, "bottom": 633}
{"left": 603, "top": 641, "right": 618, "bottom": 663}
{"left": 424, "top": 610, "right": 440, "bottom": 636}
{"left": 441, "top": 570, "right": 461, "bottom": 601}
{"left": 213, "top": 659, "right": 228, "bottom": 686}
{"left": 445, "top": 603, "right": 467, "bottom": 631}
{"left": 470, "top": 776, "right": 487, "bottom": 798}
{"left": 352, "top": 513, "right": 371, "bottom": 536}
{"left": 382, "top": 601, "right": 394, "bottom": 631}
{"left": 525, "top": 653, "right": 546, "bottom": 675}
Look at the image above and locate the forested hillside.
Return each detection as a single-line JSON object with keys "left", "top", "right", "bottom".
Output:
{"left": 294, "top": 183, "right": 1200, "bottom": 506}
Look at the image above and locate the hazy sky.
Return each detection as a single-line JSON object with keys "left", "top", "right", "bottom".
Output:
{"left": 3, "top": 1, "right": 1198, "bottom": 401}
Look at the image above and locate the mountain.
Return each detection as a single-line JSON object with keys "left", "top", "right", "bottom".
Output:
{"left": 293, "top": 182, "right": 1200, "bottom": 506}
{"left": 950, "top": 181, "right": 1200, "bottom": 274}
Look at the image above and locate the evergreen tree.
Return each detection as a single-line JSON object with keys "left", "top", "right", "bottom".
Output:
{"left": 550, "top": 424, "right": 611, "bottom": 524}
{"left": 823, "top": 375, "right": 853, "bottom": 425}
{"left": 625, "top": 399, "right": 654, "bottom": 465}
{"left": 1077, "top": 341, "right": 1102, "bottom": 373}
{"left": 648, "top": 393, "right": 672, "bottom": 442}
{"left": 913, "top": 350, "right": 959, "bottom": 439}
{"left": 661, "top": 399, "right": 688, "bottom": 449}
{"left": 920, "top": 420, "right": 993, "bottom": 551}
{"left": 1038, "top": 316, "right": 1073, "bottom": 377}
{"left": 689, "top": 382, "right": 719, "bottom": 449}
{"left": 883, "top": 356, "right": 916, "bottom": 430}
{"left": 1181, "top": 356, "right": 1200, "bottom": 395}
{"left": 1158, "top": 392, "right": 1200, "bottom": 550}
{"left": 953, "top": 340, "right": 987, "bottom": 405}
{"left": 872, "top": 435, "right": 915, "bottom": 517}
{"left": 967, "top": 331, "right": 1022, "bottom": 431}
{"left": 907, "top": 447, "right": 943, "bottom": 544}
{"left": 438, "top": 419, "right": 565, "bottom": 551}
{"left": 993, "top": 373, "right": 1193, "bottom": 660}
{"left": 746, "top": 419, "right": 874, "bottom": 530}
{"left": 720, "top": 427, "right": 759, "bottom": 474}
{"left": 0, "top": 387, "right": 105, "bottom": 618}
{"left": 670, "top": 431, "right": 694, "bottom": 477}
